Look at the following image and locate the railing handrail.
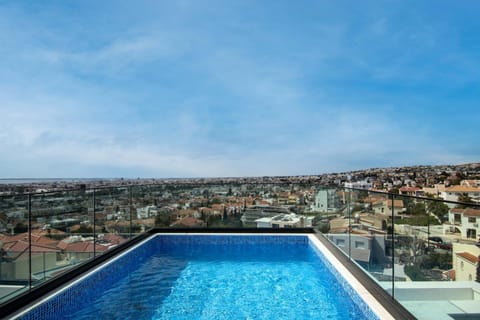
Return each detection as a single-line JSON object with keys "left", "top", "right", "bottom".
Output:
{"left": 2, "top": 182, "right": 479, "bottom": 209}
{"left": 344, "top": 186, "right": 480, "bottom": 208}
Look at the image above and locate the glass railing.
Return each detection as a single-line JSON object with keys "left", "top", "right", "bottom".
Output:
{"left": 1, "top": 182, "right": 304, "bottom": 304}
{"left": 325, "top": 187, "right": 480, "bottom": 319}
{"left": 1, "top": 182, "right": 479, "bottom": 319}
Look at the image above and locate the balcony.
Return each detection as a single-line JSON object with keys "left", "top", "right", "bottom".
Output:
{"left": 0, "top": 183, "right": 479, "bottom": 319}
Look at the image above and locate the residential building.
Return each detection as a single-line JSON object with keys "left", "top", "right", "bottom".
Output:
{"left": 344, "top": 181, "right": 372, "bottom": 189}
{"left": 136, "top": 205, "right": 158, "bottom": 219}
{"left": 441, "top": 185, "right": 480, "bottom": 203}
{"left": 312, "top": 189, "right": 340, "bottom": 212}
{"left": 372, "top": 200, "right": 405, "bottom": 216}
{"left": 399, "top": 187, "right": 424, "bottom": 197}
{"left": 1, "top": 240, "right": 59, "bottom": 280}
{"left": 422, "top": 184, "right": 446, "bottom": 197}
{"left": 461, "top": 180, "right": 480, "bottom": 188}
{"left": 57, "top": 238, "right": 109, "bottom": 263}
{"left": 170, "top": 216, "right": 205, "bottom": 228}
{"left": 452, "top": 242, "right": 480, "bottom": 281}
{"left": 255, "top": 213, "right": 313, "bottom": 228}
{"left": 445, "top": 208, "right": 480, "bottom": 240}
{"left": 241, "top": 205, "right": 290, "bottom": 225}
{"left": 326, "top": 233, "right": 388, "bottom": 268}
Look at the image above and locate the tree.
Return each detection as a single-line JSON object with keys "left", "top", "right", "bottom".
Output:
{"left": 389, "top": 187, "right": 400, "bottom": 194}
{"left": 210, "top": 197, "right": 222, "bottom": 205}
{"left": 406, "top": 202, "right": 426, "bottom": 216}
{"left": 72, "top": 225, "right": 93, "bottom": 235}
{"left": 420, "top": 253, "right": 452, "bottom": 270}
{"left": 207, "top": 215, "right": 221, "bottom": 226}
{"left": 405, "top": 265, "right": 427, "bottom": 281}
{"left": 222, "top": 206, "right": 228, "bottom": 220}
{"left": 13, "top": 222, "right": 28, "bottom": 233}
{"left": 458, "top": 193, "right": 473, "bottom": 208}
{"left": 155, "top": 215, "right": 171, "bottom": 227}
{"left": 427, "top": 198, "right": 449, "bottom": 222}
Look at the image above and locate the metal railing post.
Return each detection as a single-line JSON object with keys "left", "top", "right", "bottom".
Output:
{"left": 93, "top": 189, "right": 96, "bottom": 257}
{"left": 28, "top": 193, "right": 32, "bottom": 290}
{"left": 391, "top": 193, "right": 395, "bottom": 300}
{"left": 427, "top": 200, "right": 430, "bottom": 248}
{"left": 43, "top": 252, "right": 46, "bottom": 280}
{"left": 129, "top": 186, "right": 133, "bottom": 239}
{"left": 348, "top": 188, "right": 352, "bottom": 260}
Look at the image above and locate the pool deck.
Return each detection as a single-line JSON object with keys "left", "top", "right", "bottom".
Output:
{"left": 381, "top": 281, "right": 480, "bottom": 320}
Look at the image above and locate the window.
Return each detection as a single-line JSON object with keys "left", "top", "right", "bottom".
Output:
{"left": 468, "top": 217, "right": 476, "bottom": 223}
{"left": 336, "top": 239, "right": 345, "bottom": 247}
{"left": 272, "top": 224, "right": 280, "bottom": 229}
{"left": 466, "top": 229, "right": 477, "bottom": 239}
{"left": 454, "top": 214, "right": 461, "bottom": 224}
{"left": 355, "top": 241, "right": 365, "bottom": 249}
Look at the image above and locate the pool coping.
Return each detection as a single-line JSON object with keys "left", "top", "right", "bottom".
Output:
{"left": 313, "top": 232, "right": 416, "bottom": 320}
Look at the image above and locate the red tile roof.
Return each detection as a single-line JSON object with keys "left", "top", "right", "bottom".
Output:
{"left": 172, "top": 217, "right": 205, "bottom": 227}
{"left": 450, "top": 208, "right": 480, "bottom": 217}
{"left": 446, "top": 185, "right": 480, "bottom": 193}
{"left": 456, "top": 252, "right": 479, "bottom": 264}
{"left": 61, "top": 241, "right": 109, "bottom": 253}
{"left": 1, "top": 239, "right": 60, "bottom": 260}
{"left": 101, "top": 234, "right": 126, "bottom": 245}
{"left": 399, "top": 187, "right": 422, "bottom": 192}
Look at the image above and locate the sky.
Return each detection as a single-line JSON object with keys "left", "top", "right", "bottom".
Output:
{"left": 0, "top": 1, "right": 479, "bottom": 178}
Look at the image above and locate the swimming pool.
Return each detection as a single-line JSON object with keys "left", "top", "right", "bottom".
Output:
{"left": 12, "top": 234, "right": 393, "bottom": 320}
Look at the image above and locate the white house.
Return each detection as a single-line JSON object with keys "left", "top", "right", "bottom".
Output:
{"left": 255, "top": 214, "right": 313, "bottom": 228}
{"left": 136, "top": 205, "right": 158, "bottom": 219}
{"left": 311, "top": 189, "right": 340, "bottom": 212}
{"left": 452, "top": 242, "right": 480, "bottom": 281}
{"left": 372, "top": 200, "right": 405, "bottom": 217}
{"left": 445, "top": 208, "right": 480, "bottom": 240}
{"left": 441, "top": 185, "right": 480, "bottom": 204}
{"left": 344, "top": 181, "right": 372, "bottom": 189}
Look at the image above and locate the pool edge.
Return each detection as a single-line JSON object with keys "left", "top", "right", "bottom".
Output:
{"left": 312, "top": 233, "right": 417, "bottom": 320}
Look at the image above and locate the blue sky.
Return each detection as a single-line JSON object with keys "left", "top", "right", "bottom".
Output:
{"left": 0, "top": 1, "right": 479, "bottom": 178}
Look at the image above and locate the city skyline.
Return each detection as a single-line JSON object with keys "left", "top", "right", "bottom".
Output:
{"left": 0, "top": 1, "right": 479, "bottom": 178}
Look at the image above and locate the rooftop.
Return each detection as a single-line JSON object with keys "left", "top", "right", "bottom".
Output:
{"left": 0, "top": 182, "right": 479, "bottom": 319}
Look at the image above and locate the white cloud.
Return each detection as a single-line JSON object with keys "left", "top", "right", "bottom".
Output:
{"left": 0, "top": 2, "right": 478, "bottom": 178}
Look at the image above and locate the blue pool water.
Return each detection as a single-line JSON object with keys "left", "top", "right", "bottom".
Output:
{"left": 19, "top": 235, "right": 377, "bottom": 320}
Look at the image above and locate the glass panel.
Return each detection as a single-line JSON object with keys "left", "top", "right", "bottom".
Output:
{"left": 0, "top": 193, "right": 30, "bottom": 303}
{"left": 390, "top": 193, "right": 480, "bottom": 319}
{"left": 325, "top": 188, "right": 394, "bottom": 297}
{"left": 93, "top": 186, "right": 130, "bottom": 256}
{"left": 30, "top": 189, "right": 91, "bottom": 283}
{"left": 323, "top": 186, "right": 350, "bottom": 257}
{"left": 131, "top": 185, "right": 160, "bottom": 234}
